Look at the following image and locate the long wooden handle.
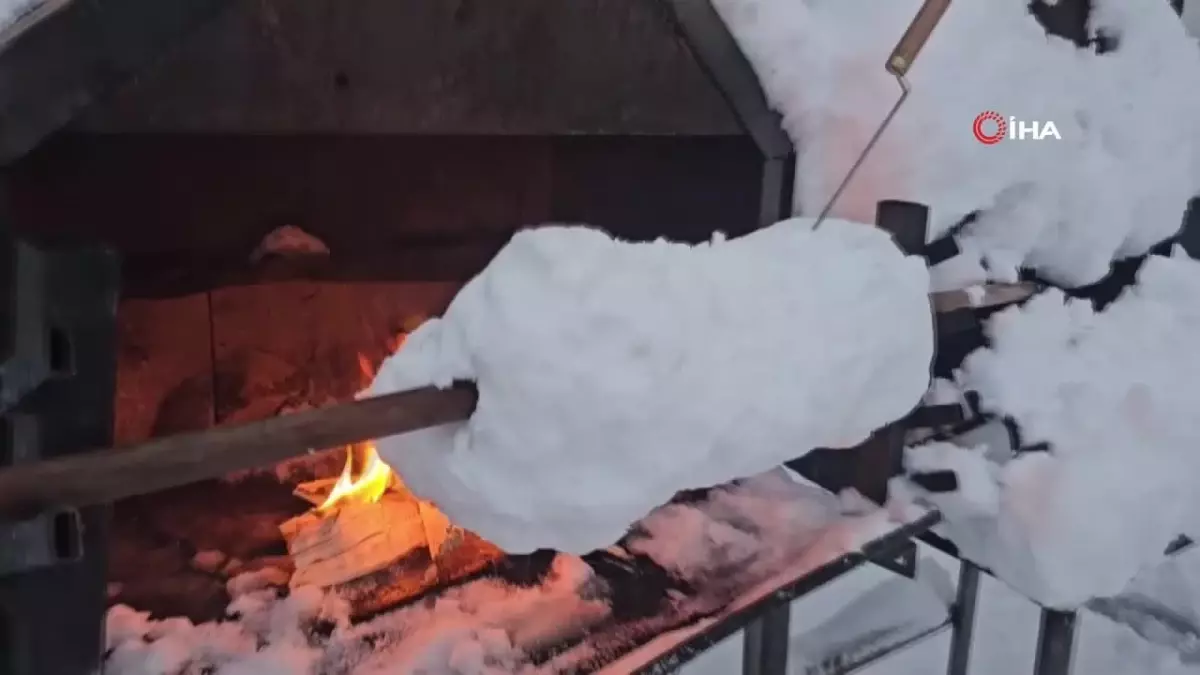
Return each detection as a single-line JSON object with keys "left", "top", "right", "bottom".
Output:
{"left": 886, "top": 0, "right": 952, "bottom": 77}
{"left": 0, "top": 384, "right": 477, "bottom": 520}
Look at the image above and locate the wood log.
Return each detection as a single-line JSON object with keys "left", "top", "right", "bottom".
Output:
{"left": 280, "top": 492, "right": 429, "bottom": 588}
{"left": 0, "top": 384, "right": 477, "bottom": 519}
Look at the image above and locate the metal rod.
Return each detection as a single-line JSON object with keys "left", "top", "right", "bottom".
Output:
{"left": 946, "top": 562, "right": 982, "bottom": 675}
{"left": 812, "top": 82, "right": 909, "bottom": 229}
{"left": 742, "top": 604, "right": 791, "bottom": 675}
{"left": 812, "top": 0, "right": 951, "bottom": 230}
{"left": 1032, "top": 610, "right": 1078, "bottom": 675}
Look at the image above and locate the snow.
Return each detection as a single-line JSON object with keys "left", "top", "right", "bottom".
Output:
{"left": 0, "top": 0, "right": 38, "bottom": 32}
{"left": 97, "top": 469, "right": 1200, "bottom": 675}
{"left": 706, "top": 0, "right": 1200, "bottom": 611}
{"left": 99, "top": 468, "right": 909, "bottom": 675}
{"left": 711, "top": 0, "right": 1200, "bottom": 289}
{"left": 682, "top": 546, "right": 1200, "bottom": 675}
{"left": 893, "top": 250, "right": 1200, "bottom": 608}
{"left": 367, "top": 220, "right": 932, "bottom": 554}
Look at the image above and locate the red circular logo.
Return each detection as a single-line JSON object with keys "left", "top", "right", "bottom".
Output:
{"left": 973, "top": 111, "right": 1007, "bottom": 145}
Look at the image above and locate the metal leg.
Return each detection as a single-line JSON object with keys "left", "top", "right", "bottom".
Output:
{"left": 946, "top": 562, "right": 982, "bottom": 675}
{"left": 742, "top": 604, "right": 790, "bottom": 675}
{"left": 758, "top": 155, "right": 797, "bottom": 226}
{"left": 1032, "top": 610, "right": 1078, "bottom": 675}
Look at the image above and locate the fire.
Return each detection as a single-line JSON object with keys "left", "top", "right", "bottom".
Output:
{"left": 317, "top": 441, "right": 393, "bottom": 511}
{"left": 281, "top": 325, "right": 504, "bottom": 595}
{"left": 315, "top": 343, "right": 407, "bottom": 512}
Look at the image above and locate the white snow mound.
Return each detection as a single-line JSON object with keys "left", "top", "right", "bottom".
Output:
{"left": 712, "top": 0, "right": 1200, "bottom": 289}
{"left": 368, "top": 220, "right": 933, "bottom": 554}
{"left": 905, "top": 250, "right": 1200, "bottom": 608}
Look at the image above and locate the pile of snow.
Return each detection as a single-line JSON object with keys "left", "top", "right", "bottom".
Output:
{"left": 626, "top": 469, "right": 888, "bottom": 585}
{"left": 712, "top": 0, "right": 1200, "bottom": 289}
{"left": 101, "top": 553, "right": 609, "bottom": 675}
{"left": 101, "top": 469, "right": 901, "bottom": 675}
{"left": 898, "top": 250, "right": 1200, "bottom": 608}
{"left": 367, "top": 219, "right": 932, "bottom": 554}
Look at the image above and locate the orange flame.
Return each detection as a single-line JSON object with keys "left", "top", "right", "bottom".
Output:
{"left": 317, "top": 441, "right": 392, "bottom": 511}
{"left": 315, "top": 342, "right": 405, "bottom": 512}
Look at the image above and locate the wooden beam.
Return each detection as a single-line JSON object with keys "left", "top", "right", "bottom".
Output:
{"left": 0, "top": 384, "right": 477, "bottom": 519}
{"left": 119, "top": 239, "right": 507, "bottom": 299}
{"left": 0, "top": 0, "right": 235, "bottom": 164}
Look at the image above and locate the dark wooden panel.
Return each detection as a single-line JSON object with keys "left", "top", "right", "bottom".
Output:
{"left": 8, "top": 134, "right": 760, "bottom": 297}
{"left": 0, "top": 0, "right": 235, "bottom": 165}
{"left": 72, "top": 0, "right": 739, "bottom": 135}
{"left": 550, "top": 135, "right": 762, "bottom": 243}
{"left": 6, "top": 134, "right": 553, "bottom": 254}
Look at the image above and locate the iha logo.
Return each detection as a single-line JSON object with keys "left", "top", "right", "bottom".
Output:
{"left": 972, "top": 111, "right": 1061, "bottom": 144}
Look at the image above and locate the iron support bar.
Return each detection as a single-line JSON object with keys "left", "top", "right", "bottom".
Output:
{"left": 0, "top": 182, "right": 120, "bottom": 675}
{"left": 666, "top": 0, "right": 793, "bottom": 161}
{"left": 946, "top": 562, "right": 982, "bottom": 675}
{"left": 742, "top": 605, "right": 791, "bottom": 675}
{"left": 1032, "top": 610, "right": 1078, "bottom": 675}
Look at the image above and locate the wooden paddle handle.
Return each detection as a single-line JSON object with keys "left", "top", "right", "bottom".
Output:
{"left": 0, "top": 384, "right": 477, "bottom": 520}
{"left": 887, "top": 0, "right": 952, "bottom": 77}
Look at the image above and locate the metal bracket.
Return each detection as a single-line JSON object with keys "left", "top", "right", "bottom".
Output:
{"left": 0, "top": 186, "right": 119, "bottom": 675}
{"left": 870, "top": 540, "right": 918, "bottom": 579}
{"left": 1, "top": 240, "right": 69, "bottom": 413}
{"left": 0, "top": 509, "right": 83, "bottom": 577}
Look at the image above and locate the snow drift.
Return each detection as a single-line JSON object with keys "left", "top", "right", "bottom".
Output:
{"left": 712, "top": 0, "right": 1200, "bottom": 289}
{"left": 368, "top": 220, "right": 932, "bottom": 554}
{"left": 713, "top": 0, "right": 1200, "bottom": 608}
{"left": 901, "top": 250, "right": 1200, "bottom": 608}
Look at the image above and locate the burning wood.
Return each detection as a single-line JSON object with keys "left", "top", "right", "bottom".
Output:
{"left": 281, "top": 442, "right": 429, "bottom": 588}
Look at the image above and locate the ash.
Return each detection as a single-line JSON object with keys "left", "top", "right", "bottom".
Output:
{"left": 100, "top": 470, "right": 889, "bottom": 675}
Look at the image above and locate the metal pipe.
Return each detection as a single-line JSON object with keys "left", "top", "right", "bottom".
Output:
{"left": 1032, "top": 610, "right": 1078, "bottom": 675}
{"left": 742, "top": 605, "right": 791, "bottom": 675}
{"left": 946, "top": 562, "right": 982, "bottom": 675}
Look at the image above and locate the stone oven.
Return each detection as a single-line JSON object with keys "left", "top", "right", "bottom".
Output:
{"left": 0, "top": 1, "right": 1184, "bottom": 674}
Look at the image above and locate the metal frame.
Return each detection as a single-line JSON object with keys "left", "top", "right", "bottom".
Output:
{"left": 0, "top": 184, "right": 121, "bottom": 675}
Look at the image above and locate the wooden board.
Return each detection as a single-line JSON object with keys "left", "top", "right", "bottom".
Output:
{"left": 70, "top": 0, "right": 736, "bottom": 136}
{"left": 0, "top": 0, "right": 234, "bottom": 163}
